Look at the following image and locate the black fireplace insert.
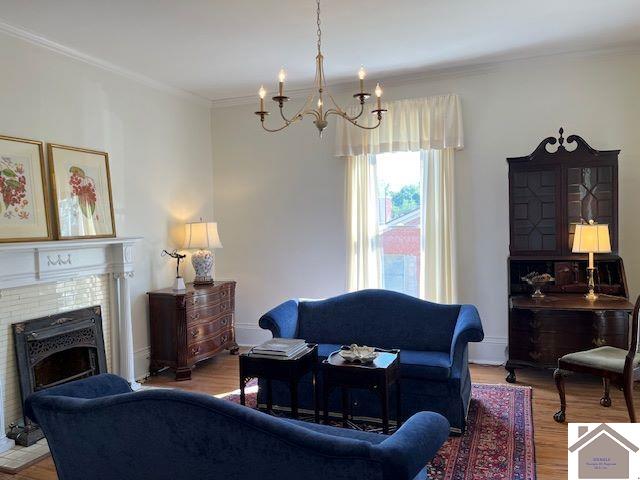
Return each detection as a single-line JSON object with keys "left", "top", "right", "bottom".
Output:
{"left": 10, "top": 306, "right": 107, "bottom": 446}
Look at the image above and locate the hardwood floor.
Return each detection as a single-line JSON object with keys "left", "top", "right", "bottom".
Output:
{"left": 3, "top": 355, "right": 636, "bottom": 480}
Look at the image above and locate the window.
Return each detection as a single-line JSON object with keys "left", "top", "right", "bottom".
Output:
{"left": 375, "top": 151, "right": 422, "bottom": 296}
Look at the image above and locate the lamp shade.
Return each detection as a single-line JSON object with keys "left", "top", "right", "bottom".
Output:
{"left": 572, "top": 222, "right": 611, "bottom": 254}
{"left": 184, "top": 221, "right": 223, "bottom": 250}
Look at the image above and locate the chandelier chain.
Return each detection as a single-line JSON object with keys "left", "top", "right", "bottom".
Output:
{"left": 316, "top": 0, "right": 322, "bottom": 54}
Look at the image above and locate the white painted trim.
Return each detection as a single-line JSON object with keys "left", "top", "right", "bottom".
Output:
{"left": 134, "top": 346, "right": 151, "bottom": 381}
{"left": 211, "top": 44, "right": 640, "bottom": 108}
{"left": 469, "top": 336, "right": 507, "bottom": 366}
{"left": 0, "top": 19, "right": 211, "bottom": 107}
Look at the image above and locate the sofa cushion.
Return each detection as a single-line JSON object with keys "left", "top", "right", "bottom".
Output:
{"left": 400, "top": 351, "right": 451, "bottom": 380}
{"left": 298, "top": 289, "right": 461, "bottom": 352}
{"left": 317, "top": 343, "right": 342, "bottom": 359}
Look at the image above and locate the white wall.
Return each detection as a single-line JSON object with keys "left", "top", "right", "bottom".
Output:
{"left": 211, "top": 50, "right": 640, "bottom": 364}
{"left": 0, "top": 32, "right": 214, "bottom": 375}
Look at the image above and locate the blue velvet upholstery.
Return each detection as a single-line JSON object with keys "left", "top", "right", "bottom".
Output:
{"left": 258, "top": 289, "right": 484, "bottom": 433}
{"left": 25, "top": 374, "right": 449, "bottom": 480}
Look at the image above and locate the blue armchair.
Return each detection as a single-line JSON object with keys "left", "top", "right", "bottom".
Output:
{"left": 259, "top": 289, "right": 484, "bottom": 433}
{"left": 25, "top": 374, "right": 449, "bottom": 480}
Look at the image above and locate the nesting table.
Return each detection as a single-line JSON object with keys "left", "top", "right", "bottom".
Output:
{"left": 322, "top": 348, "right": 401, "bottom": 434}
{"left": 239, "top": 344, "right": 319, "bottom": 421}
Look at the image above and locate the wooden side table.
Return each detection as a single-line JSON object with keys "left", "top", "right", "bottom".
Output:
{"left": 239, "top": 344, "right": 319, "bottom": 421}
{"left": 322, "top": 348, "right": 401, "bottom": 434}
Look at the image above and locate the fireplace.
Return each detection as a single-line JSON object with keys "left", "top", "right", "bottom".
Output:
{"left": 9, "top": 306, "right": 107, "bottom": 446}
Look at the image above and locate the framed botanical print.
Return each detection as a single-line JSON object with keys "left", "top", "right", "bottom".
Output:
{"left": 48, "top": 144, "right": 116, "bottom": 239}
{"left": 0, "top": 135, "right": 52, "bottom": 242}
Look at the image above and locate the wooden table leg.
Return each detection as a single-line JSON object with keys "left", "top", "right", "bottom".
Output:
{"left": 323, "top": 383, "right": 331, "bottom": 425}
{"left": 381, "top": 383, "right": 389, "bottom": 434}
{"left": 341, "top": 387, "right": 349, "bottom": 428}
{"left": 395, "top": 381, "right": 402, "bottom": 429}
{"left": 266, "top": 378, "right": 273, "bottom": 414}
{"left": 290, "top": 379, "right": 299, "bottom": 419}
{"left": 313, "top": 369, "right": 320, "bottom": 423}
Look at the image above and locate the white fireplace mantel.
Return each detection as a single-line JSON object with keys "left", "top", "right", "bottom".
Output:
{"left": 0, "top": 237, "right": 142, "bottom": 452}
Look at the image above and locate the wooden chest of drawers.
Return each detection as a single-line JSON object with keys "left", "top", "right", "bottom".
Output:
{"left": 148, "top": 281, "right": 238, "bottom": 381}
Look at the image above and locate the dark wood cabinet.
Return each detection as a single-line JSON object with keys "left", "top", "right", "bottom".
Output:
{"left": 148, "top": 281, "right": 238, "bottom": 381}
{"left": 505, "top": 129, "right": 633, "bottom": 382}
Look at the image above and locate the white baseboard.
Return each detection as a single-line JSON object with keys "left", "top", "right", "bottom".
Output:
{"left": 469, "top": 336, "right": 507, "bottom": 365}
{"left": 134, "top": 346, "right": 151, "bottom": 381}
{"left": 234, "top": 325, "right": 508, "bottom": 365}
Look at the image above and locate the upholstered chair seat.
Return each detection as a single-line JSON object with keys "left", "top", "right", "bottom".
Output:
{"left": 560, "top": 346, "right": 640, "bottom": 373}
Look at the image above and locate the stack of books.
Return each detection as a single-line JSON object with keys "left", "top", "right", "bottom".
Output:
{"left": 250, "top": 338, "right": 310, "bottom": 360}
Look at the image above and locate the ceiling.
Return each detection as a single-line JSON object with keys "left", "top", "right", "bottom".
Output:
{"left": 1, "top": 0, "right": 639, "bottom": 102}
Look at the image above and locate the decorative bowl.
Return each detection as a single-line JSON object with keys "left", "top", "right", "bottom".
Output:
{"left": 521, "top": 272, "right": 555, "bottom": 298}
{"left": 339, "top": 344, "right": 378, "bottom": 364}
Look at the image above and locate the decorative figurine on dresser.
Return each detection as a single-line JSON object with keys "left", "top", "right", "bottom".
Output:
{"left": 148, "top": 281, "right": 238, "bottom": 381}
{"left": 505, "top": 128, "right": 634, "bottom": 383}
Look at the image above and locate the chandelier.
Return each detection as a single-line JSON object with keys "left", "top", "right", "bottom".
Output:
{"left": 255, "top": 0, "right": 386, "bottom": 136}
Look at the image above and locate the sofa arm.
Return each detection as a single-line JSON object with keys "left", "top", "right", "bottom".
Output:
{"left": 24, "top": 373, "right": 132, "bottom": 423}
{"left": 376, "top": 412, "right": 450, "bottom": 479}
{"left": 258, "top": 299, "right": 299, "bottom": 339}
{"left": 450, "top": 305, "right": 484, "bottom": 370}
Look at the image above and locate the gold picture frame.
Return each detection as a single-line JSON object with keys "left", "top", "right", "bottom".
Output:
{"left": 48, "top": 143, "right": 116, "bottom": 240}
{"left": 0, "top": 135, "right": 53, "bottom": 243}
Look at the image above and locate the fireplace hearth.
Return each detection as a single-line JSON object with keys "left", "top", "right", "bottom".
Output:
{"left": 9, "top": 306, "right": 107, "bottom": 446}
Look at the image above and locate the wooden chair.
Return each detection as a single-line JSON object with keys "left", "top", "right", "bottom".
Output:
{"left": 553, "top": 295, "right": 640, "bottom": 423}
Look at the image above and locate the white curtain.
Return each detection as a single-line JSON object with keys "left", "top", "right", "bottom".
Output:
{"left": 420, "top": 149, "right": 457, "bottom": 303}
{"left": 346, "top": 154, "right": 381, "bottom": 290}
{"left": 340, "top": 95, "right": 462, "bottom": 302}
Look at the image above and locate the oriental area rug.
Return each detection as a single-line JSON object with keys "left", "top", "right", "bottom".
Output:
{"left": 222, "top": 382, "right": 536, "bottom": 480}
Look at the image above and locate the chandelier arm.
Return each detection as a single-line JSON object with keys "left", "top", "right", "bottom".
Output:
{"left": 326, "top": 110, "right": 382, "bottom": 130}
{"left": 260, "top": 120, "right": 294, "bottom": 133}
{"left": 281, "top": 89, "right": 317, "bottom": 123}
{"left": 325, "top": 94, "right": 364, "bottom": 122}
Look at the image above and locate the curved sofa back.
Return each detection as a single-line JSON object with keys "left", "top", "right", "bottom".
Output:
{"left": 26, "top": 375, "right": 385, "bottom": 480}
{"left": 298, "top": 289, "right": 461, "bottom": 352}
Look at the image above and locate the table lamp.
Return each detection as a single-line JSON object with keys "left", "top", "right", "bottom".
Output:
{"left": 184, "top": 219, "right": 223, "bottom": 285}
{"left": 572, "top": 220, "right": 611, "bottom": 301}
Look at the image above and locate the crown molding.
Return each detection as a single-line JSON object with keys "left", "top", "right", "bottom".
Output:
{"left": 0, "top": 18, "right": 212, "bottom": 108}
{"left": 211, "top": 43, "right": 640, "bottom": 109}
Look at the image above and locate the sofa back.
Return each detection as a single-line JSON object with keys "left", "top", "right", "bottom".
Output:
{"left": 26, "top": 375, "right": 385, "bottom": 480}
{"left": 297, "top": 289, "right": 461, "bottom": 352}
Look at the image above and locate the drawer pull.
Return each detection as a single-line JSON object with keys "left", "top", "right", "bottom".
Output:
{"left": 221, "top": 334, "right": 229, "bottom": 343}
{"left": 221, "top": 302, "right": 228, "bottom": 311}
{"left": 191, "top": 346, "right": 200, "bottom": 356}
{"left": 191, "top": 328, "right": 199, "bottom": 338}
{"left": 529, "top": 351, "right": 541, "bottom": 361}
{"left": 222, "top": 290, "right": 227, "bottom": 297}
{"left": 593, "top": 337, "right": 606, "bottom": 347}
{"left": 221, "top": 317, "right": 229, "bottom": 326}
{"left": 192, "top": 297, "right": 199, "bottom": 305}
{"left": 190, "top": 312, "right": 200, "bottom": 321}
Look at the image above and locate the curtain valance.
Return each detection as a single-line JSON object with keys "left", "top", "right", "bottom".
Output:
{"left": 335, "top": 94, "right": 463, "bottom": 157}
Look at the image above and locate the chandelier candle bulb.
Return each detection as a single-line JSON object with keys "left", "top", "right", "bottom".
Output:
{"left": 278, "top": 68, "right": 286, "bottom": 96}
{"left": 258, "top": 85, "right": 266, "bottom": 111}
{"left": 375, "top": 83, "right": 382, "bottom": 109}
{"left": 358, "top": 65, "right": 366, "bottom": 92}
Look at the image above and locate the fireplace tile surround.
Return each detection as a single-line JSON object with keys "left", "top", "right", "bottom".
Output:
{"left": 0, "top": 237, "right": 141, "bottom": 454}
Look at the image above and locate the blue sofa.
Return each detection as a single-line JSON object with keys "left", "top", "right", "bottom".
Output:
{"left": 259, "top": 289, "right": 484, "bottom": 433}
{"left": 25, "top": 374, "right": 449, "bottom": 480}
